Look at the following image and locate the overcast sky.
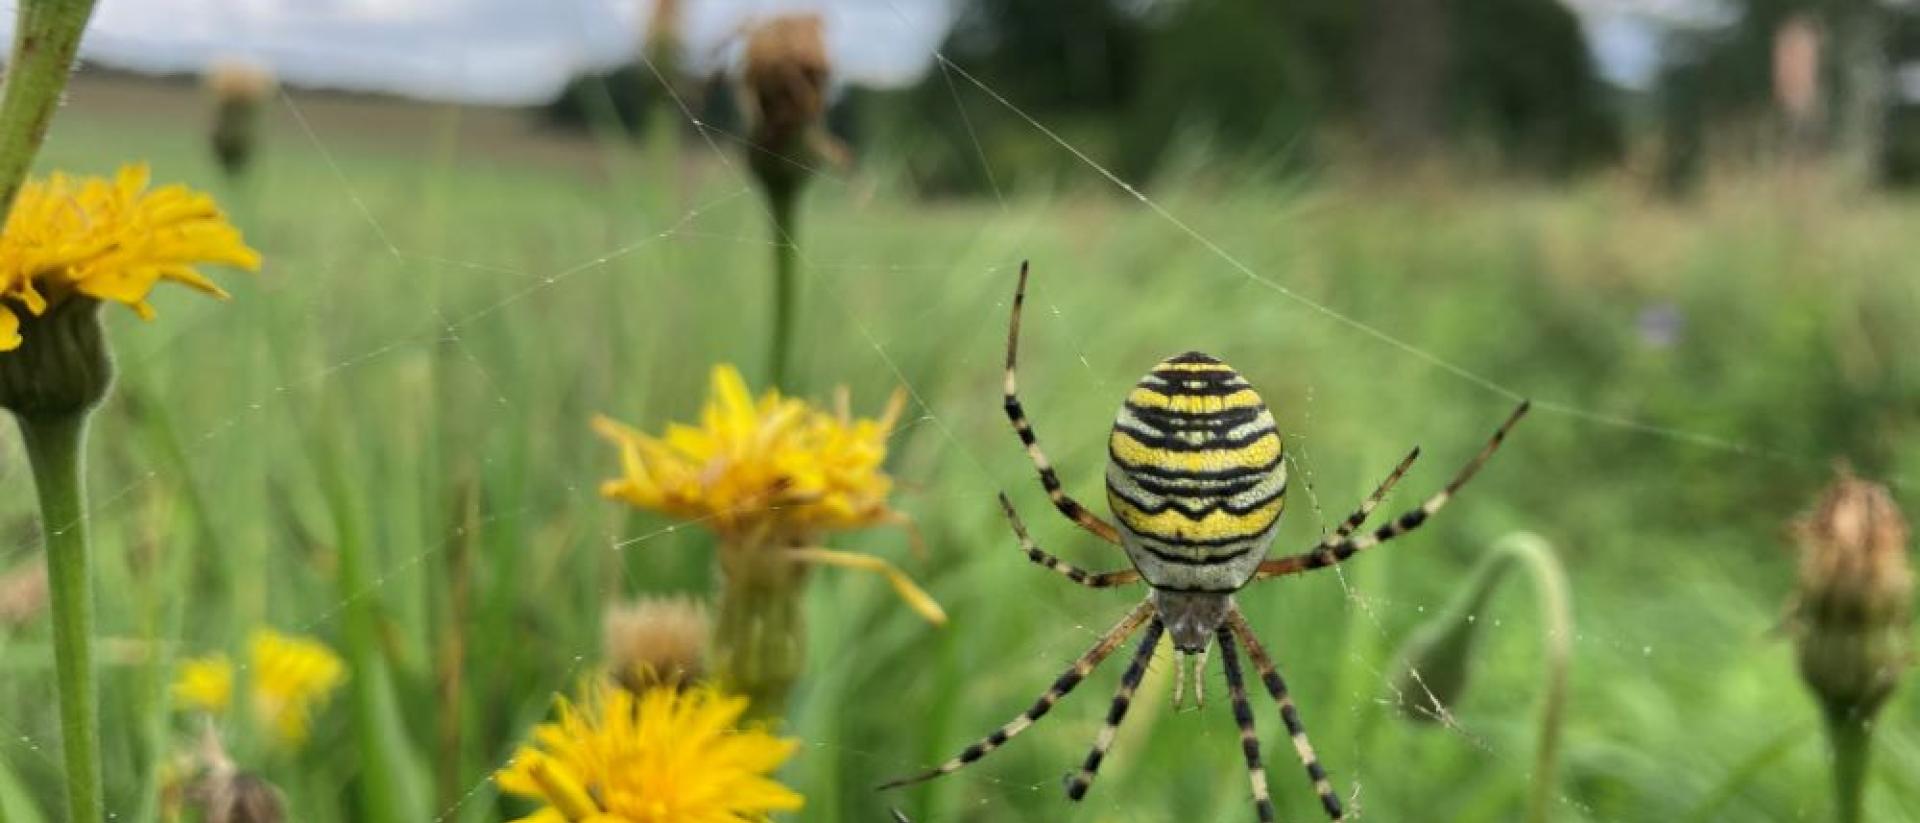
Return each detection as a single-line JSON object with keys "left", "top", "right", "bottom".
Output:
{"left": 16, "top": 0, "right": 1675, "bottom": 105}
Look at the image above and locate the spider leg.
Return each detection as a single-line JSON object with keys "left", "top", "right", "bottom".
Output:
{"left": 878, "top": 599, "right": 1157, "bottom": 791}
{"left": 1256, "top": 401, "right": 1528, "bottom": 579}
{"left": 1331, "top": 446, "right": 1421, "bottom": 540}
{"left": 1064, "top": 618, "right": 1165, "bottom": 800}
{"left": 1004, "top": 261, "right": 1124, "bottom": 546}
{"left": 1216, "top": 626, "right": 1275, "bottom": 823}
{"left": 1000, "top": 494, "right": 1141, "bottom": 588}
{"left": 1227, "top": 608, "right": 1345, "bottom": 821}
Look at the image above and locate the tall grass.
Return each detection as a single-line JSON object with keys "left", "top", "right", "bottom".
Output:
{"left": 0, "top": 97, "right": 1915, "bottom": 821}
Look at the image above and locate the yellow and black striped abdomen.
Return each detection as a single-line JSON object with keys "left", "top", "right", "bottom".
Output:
{"left": 1106, "top": 352, "right": 1286, "bottom": 592}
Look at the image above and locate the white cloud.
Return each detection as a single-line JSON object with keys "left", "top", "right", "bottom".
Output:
{"left": 19, "top": 0, "right": 954, "bottom": 104}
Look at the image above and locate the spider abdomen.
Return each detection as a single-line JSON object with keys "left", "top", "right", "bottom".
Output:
{"left": 1106, "top": 351, "right": 1286, "bottom": 592}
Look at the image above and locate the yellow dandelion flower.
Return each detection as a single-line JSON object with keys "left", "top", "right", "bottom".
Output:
{"left": 0, "top": 163, "right": 260, "bottom": 351}
{"left": 246, "top": 628, "right": 346, "bottom": 748}
{"left": 170, "top": 629, "right": 344, "bottom": 748}
{"left": 496, "top": 682, "right": 802, "bottom": 823}
{"left": 171, "top": 654, "right": 235, "bottom": 714}
{"left": 594, "top": 363, "right": 944, "bottom": 625}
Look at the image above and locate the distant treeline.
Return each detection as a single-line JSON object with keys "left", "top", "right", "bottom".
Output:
{"left": 545, "top": 0, "right": 1920, "bottom": 195}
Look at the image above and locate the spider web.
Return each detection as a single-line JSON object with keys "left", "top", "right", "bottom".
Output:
{"left": 0, "top": 4, "right": 1887, "bottom": 823}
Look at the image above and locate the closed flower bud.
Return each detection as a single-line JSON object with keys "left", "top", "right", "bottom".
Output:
{"left": 603, "top": 595, "right": 710, "bottom": 690}
{"left": 1792, "top": 467, "right": 1913, "bottom": 723}
{"left": 206, "top": 59, "right": 275, "bottom": 179}
{"left": 740, "top": 15, "right": 831, "bottom": 198}
{"left": 0, "top": 297, "right": 111, "bottom": 417}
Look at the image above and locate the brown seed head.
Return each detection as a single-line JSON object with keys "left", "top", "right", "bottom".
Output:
{"left": 1791, "top": 466, "right": 1914, "bottom": 720}
{"left": 741, "top": 15, "right": 830, "bottom": 154}
{"left": 604, "top": 595, "right": 710, "bottom": 690}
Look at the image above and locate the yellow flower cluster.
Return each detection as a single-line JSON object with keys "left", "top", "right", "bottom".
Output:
{"left": 595, "top": 364, "right": 905, "bottom": 541}
{"left": 497, "top": 682, "right": 802, "bottom": 823}
{"left": 0, "top": 163, "right": 260, "bottom": 350}
{"left": 171, "top": 628, "right": 347, "bottom": 748}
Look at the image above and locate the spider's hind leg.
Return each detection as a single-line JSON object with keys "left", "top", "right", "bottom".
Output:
{"left": 1064, "top": 618, "right": 1166, "bottom": 801}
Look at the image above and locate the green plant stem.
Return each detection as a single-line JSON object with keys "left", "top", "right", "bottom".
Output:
{"left": 17, "top": 411, "right": 101, "bottom": 822}
{"left": 1824, "top": 708, "right": 1872, "bottom": 823}
{"left": 1498, "top": 533, "right": 1572, "bottom": 823}
{"left": 766, "top": 183, "right": 800, "bottom": 392}
{"left": 0, "top": 0, "right": 101, "bottom": 217}
{"left": 714, "top": 538, "right": 808, "bottom": 720}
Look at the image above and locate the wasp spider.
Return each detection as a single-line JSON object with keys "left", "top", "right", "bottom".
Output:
{"left": 880, "top": 262, "right": 1529, "bottom": 821}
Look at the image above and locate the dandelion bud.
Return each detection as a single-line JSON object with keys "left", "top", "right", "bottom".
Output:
{"left": 206, "top": 59, "right": 275, "bottom": 179}
{"left": 1792, "top": 467, "right": 1912, "bottom": 823}
{"left": 1792, "top": 467, "right": 1913, "bottom": 723}
{"left": 0, "top": 297, "right": 111, "bottom": 417}
{"left": 603, "top": 595, "right": 710, "bottom": 690}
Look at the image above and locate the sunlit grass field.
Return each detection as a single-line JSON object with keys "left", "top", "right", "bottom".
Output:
{"left": 2, "top": 88, "right": 1919, "bottom": 821}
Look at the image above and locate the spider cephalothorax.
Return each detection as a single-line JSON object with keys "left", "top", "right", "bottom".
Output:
{"left": 882, "top": 262, "right": 1528, "bottom": 822}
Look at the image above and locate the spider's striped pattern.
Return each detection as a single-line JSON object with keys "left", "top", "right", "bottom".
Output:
{"left": 880, "top": 262, "right": 1530, "bottom": 821}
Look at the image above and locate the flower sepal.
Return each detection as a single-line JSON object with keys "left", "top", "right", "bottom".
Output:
{"left": 0, "top": 295, "right": 109, "bottom": 417}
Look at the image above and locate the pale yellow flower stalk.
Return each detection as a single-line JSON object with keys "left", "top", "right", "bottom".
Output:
{"left": 497, "top": 681, "right": 802, "bottom": 823}
{"left": 596, "top": 363, "right": 941, "bottom": 714}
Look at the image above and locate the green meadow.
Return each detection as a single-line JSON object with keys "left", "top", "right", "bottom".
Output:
{"left": 2, "top": 82, "right": 1919, "bottom": 821}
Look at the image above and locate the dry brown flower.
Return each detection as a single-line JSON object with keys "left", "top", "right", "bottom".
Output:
{"left": 603, "top": 594, "right": 710, "bottom": 690}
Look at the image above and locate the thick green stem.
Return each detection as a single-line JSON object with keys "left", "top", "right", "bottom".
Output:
{"left": 714, "top": 538, "right": 808, "bottom": 720}
{"left": 1824, "top": 709, "right": 1872, "bottom": 823}
{"left": 766, "top": 182, "right": 800, "bottom": 393}
{"left": 0, "top": 0, "right": 101, "bottom": 217}
{"left": 18, "top": 411, "right": 101, "bottom": 822}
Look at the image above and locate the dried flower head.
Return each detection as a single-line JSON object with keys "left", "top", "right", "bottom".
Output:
{"left": 186, "top": 772, "right": 286, "bottom": 823}
{"left": 1792, "top": 466, "right": 1914, "bottom": 721}
{"left": 496, "top": 681, "right": 803, "bottom": 823}
{"left": 604, "top": 595, "right": 710, "bottom": 690}
{"left": 205, "top": 58, "right": 276, "bottom": 104}
{"left": 741, "top": 15, "right": 829, "bottom": 155}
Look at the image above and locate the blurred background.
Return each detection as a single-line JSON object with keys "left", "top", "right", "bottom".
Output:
{"left": 1, "top": 0, "right": 1918, "bottom": 821}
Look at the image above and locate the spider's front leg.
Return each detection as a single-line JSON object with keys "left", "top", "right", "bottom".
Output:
{"left": 1257, "top": 401, "right": 1528, "bottom": 579}
{"left": 1003, "top": 261, "right": 1127, "bottom": 546}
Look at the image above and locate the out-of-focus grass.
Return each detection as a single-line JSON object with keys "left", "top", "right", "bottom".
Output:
{"left": 0, "top": 96, "right": 1915, "bottom": 822}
